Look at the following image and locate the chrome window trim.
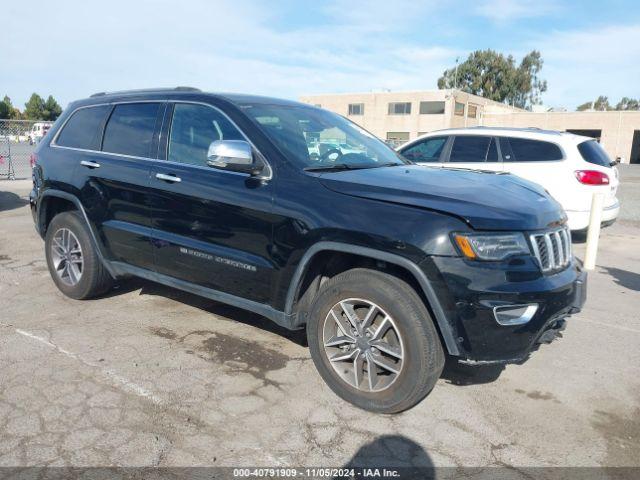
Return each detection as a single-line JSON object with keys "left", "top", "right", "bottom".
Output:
{"left": 50, "top": 99, "right": 273, "bottom": 181}
{"left": 51, "top": 100, "right": 162, "bottom": 149}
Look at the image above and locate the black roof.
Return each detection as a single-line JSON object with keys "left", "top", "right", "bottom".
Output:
{"left": 85, "top": 87, "right": 308, "bottom": 108}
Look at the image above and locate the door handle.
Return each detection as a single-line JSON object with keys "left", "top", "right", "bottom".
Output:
{"left": 80, "top": 160, "right": 100, "bottom": 168}
{"left": 155, "top": 173, "right": 181, "bottom": 183}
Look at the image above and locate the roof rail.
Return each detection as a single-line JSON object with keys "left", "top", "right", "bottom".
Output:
{"left": 90, "top": 86, "right": 201, "bottom": 98}
{"left": 428, "top": 126, "right": 564, "bottom": 135}
{"left": 174, "top": 86, "right": 200, "bottom": 92}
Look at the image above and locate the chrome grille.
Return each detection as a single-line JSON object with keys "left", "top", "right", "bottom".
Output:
{"left": 530, "top": 227, "right": 572, "bottom": 272}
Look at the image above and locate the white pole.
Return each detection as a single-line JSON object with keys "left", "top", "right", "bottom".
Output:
{"left": 583, "top": 192, "right": 605, "bottom": 270}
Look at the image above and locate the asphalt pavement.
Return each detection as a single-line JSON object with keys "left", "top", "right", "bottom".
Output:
{"left": 0, "top": 170, "right": 638, "bottom": 474}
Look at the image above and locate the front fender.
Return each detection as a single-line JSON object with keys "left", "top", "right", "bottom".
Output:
{"left": 284, "top": 241, "right": 460, "bottom": 355}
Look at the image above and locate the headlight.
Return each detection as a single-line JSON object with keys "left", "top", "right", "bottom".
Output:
{"left": 453, "top": 233, "right": 530, "bottom": 261}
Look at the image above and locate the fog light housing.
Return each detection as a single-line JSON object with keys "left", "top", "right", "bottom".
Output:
{"left": 493, "top": 304, "right": 538, "bottom": 326}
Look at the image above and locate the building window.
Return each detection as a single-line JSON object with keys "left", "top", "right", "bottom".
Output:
{"left": 467, "top": 105, "right": 478, "bottom": 118}
{"left": 388, "top": 102, "right": 412, "bottom": 115}
{"left": 386, "top": 132, "right": 410, "bottom": 147}
{"left": 348, "top": 103, "right": 364, "bottom": 115}
{"left": 454, "top": 102, "right": 465, "bottom": 116}
{"left": 419, "top": 101, "right": 445, "bottom": 115}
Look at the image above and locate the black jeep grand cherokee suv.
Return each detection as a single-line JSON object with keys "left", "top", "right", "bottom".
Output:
{"left": 30, "top": 88, "right": 586, "bottom": 413}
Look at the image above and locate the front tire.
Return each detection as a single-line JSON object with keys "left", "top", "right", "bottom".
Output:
{"left": 307, "top": 268, "right": 444, "bottom": 413}
{"left": 45, "top": 211, "right": 113, "bottom": 299}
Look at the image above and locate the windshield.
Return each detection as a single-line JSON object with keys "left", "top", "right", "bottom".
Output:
{"left": 240, "top": 103, "right": 409, "bottom": 169}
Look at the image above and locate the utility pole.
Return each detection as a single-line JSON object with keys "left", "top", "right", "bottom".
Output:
{"left": 454, "top": 57, "right": 459, "bottom": 90}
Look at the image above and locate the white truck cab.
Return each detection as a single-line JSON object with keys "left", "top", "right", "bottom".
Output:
{"left": 28, "top": 122, "right": 51, "bottom": 145}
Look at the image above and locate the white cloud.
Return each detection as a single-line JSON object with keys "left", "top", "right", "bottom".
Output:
{"left": 534, "top": 24, "right": 640, "bottom": 108}
{"left": 2, "top": 0, "right": 458, "bottom": 107}
{"left": 475, "top": 0, "right": 560, "bottom": 23}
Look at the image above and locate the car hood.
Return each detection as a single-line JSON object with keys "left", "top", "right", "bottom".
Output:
{"left": 317, "top": 165, "right": 566, "bottom": 231}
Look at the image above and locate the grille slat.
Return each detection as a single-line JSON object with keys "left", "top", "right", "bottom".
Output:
{"left": 530, "top": 227, "right": 572, "bottom": 273}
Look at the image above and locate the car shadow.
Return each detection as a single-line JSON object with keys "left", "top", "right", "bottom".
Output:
{"left": 103, "top": 277, "right": 308, "bottom": 347}
{"left": 600, "top": 266, "right": 640, "bottom": 292}
{"left": 0, "top": 191, "right": 29, "bottom": 212}
{"left": 440, "top": 355, "right": 506, "bottom": 386}
{"left": 337, "top": 435, "right": 434, "bottom": 478}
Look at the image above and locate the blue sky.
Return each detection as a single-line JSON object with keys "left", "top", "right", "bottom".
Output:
{"left": 3, "top": 0, "right": 639, "bottom": 110}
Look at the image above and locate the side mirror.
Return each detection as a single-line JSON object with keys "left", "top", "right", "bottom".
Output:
{"left": 207, "top": 140, "right": 260, "bottom": 174}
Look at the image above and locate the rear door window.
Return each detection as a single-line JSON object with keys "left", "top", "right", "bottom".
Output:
{"left": 449, "top": 135, "right": 494, "bottom": 163}
{"left": 102, "top": 103, "right": 162, "bottom": 158}
{"left": 401, "top": 137, "right": 448, "bottom": 162}
{"left": 577, "top": 140, "right": 611, "bottom": 167}
{"left": 55, "top": 105, "right": 111, "bottom": 150}
{"left": 502, "top": 137, "right": 563, "bottom": 162}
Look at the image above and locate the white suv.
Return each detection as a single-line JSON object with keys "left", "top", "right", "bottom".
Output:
{"left": 398, "top": 127, "right": 620, "bottom": 232}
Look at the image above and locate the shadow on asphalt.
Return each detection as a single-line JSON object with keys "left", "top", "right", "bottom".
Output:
{"left": 600, "top": 266, "right": 640, "bottom": 292}
{"left": 101, "top": 277, "right": 308, "bottom": 347}
{"left": 99, "top": 278, "right": 512, "bottom": 381}
{"left": 0, "top": 191, "right": 28, "bottom": 212}
{"left": 338, "top": 434, "right": 434, "bottom": 474}
{"left": 440, "top": 356, "right": 506, "bottom": 386}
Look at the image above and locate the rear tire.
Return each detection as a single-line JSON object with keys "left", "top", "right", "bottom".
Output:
{"left": 307, "top": 268, "right": 444, "bottom": 413}
{"left": 45, "top": 211, "right": 113, "bottom": 299}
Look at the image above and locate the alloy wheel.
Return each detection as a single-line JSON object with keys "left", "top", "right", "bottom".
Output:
{"left": 322, "top": 298, "right": 404, "bottom": 392}
{"left": 50, "top": 228, "right": 84, "bottom": 286}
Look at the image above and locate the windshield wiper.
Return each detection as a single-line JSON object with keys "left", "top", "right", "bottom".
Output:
{"left": 304, "top": 162, "right": 405, "bottom": 172}
{"left": 372, "top": 162, "right": 404, "bottom": 168}
{"left": 304, "top": 164, "right": 355, "bottom": 172}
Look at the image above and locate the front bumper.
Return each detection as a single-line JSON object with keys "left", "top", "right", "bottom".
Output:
{"left": 425, "top": 255, "right": 587, "bottom": 364}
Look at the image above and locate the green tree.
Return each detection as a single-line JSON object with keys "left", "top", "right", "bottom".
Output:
{"left": 0, "top": 99, "right": 10, "bottom": 119}
{"left": 577, "top": 96, "right": 640, "bottom": 111}
{"left": 576, "top": 101, "right": 593, "bottom": 111}
{"left": 437, "top": 49, "right": 547, "bottom": 109}
{"left": 24, "top": 93, "right": 46, "bottom": 120}
{"left": 615, "top": 97, "right": 640, "bottom": 110}
{"left": 43, "top": 95, "right": 62, "bottom": 120}
{"left": 593, "top": 96, "right": 611, "bottom": 111}
{"left": 0, "top": 95, "right": 19, "bottom": 119}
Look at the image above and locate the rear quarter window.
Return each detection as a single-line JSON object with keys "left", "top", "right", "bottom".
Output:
{"left": 55, "top": 105, "right": 111, "bottom": 150}
{"left": 502, "top": 137, "right": 563, "bottom": 162}
{"left": 577, "top": 140, "right": 611, "bottom": 167}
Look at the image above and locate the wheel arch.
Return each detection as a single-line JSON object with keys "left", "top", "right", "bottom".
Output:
{"left": 285, "top": 241, "right": 460, "bottom": 355}
{"left": 38, "top": 190, "right": 116, "bottom": 277}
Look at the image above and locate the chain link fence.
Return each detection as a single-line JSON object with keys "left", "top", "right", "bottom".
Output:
{"left": 0, "top": 119, "right": 53, "bottom": 180}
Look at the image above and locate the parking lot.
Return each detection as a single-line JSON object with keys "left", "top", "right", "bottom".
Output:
{"left": 0, "top": 168, "right": 639, "bottom": 472}
{"left": 0, "top": 142, "right": 36, "bottom": 181}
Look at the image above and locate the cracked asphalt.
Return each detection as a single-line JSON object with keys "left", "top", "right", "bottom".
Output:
{"left": 0, "top": 171, "right": 639, "bottom": 472}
